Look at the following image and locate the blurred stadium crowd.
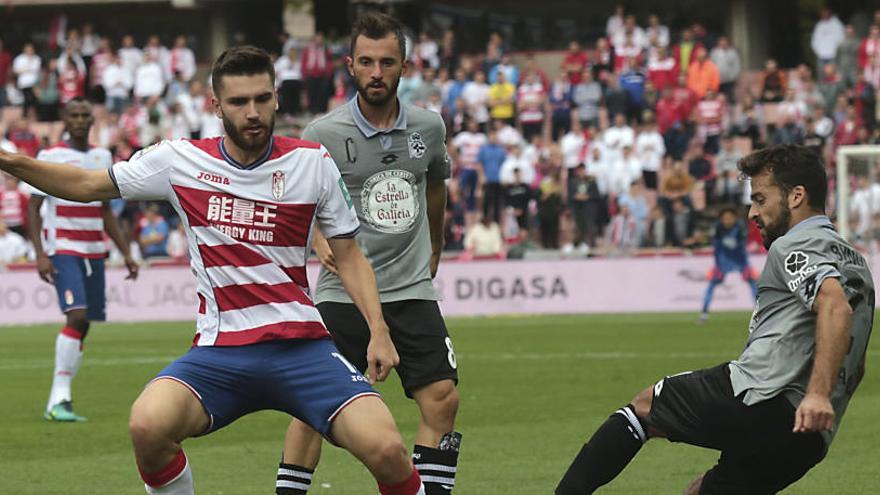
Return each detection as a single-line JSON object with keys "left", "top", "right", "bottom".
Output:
{"left": 2, "top": 4, "right": 880, "bottom": 267}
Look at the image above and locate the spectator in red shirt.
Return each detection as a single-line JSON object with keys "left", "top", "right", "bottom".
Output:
{"left": 562, "top": 41, "right": 589, "bottom": 85}
{"left": 647, "top": 45, "right": 678, "bottom": 91}
{"left": 672, "top": 72, "right": 698, "bottom": 120}
{"left": 301, "top": 32, "right": 334, "bottom": 114}
{"left": 0, "top": 38, "right": 12, "bottom": 110}
{"left": 6, "top": 119, "right": 41, "bottom": 157}
{"left": 760, "top": 58, "right": 787, "bottom": 102}
{"left": 655, "top": 86, "right": 681, "bottom": 134}
{"left": 834, "top": 105, "right": 861, "bottom": 148}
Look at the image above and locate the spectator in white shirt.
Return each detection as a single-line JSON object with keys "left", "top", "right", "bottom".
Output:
{"left": 275, "top": 47, "right": 303, "bottom": 117}
{"left": 144, "top": 35, "right": 171, "bottom": 82}
{"left": 560, "top": 118, "right": 587, "bottom": 170}
{"left": 710, "top": 36, "right": 741, "bottom": 104}
{"left": 0, "top": 220, "right": 28, "bottom": 266}
{"left": 177, "top": 80, "right": 205, "bottom": 139}
{"left": 416, "top": 32, "right": 440, "bottom": 69}
{"left": 606, "top": 4, "right": 625, "bottom": 42}
{"left": 646, "top": 14, "right": 670, "bottom": 47}
{"left": 608, "top": 145, "right": 642, "bottom": 197}
{"left": 13, "top": 43, "right": 41, "bottom": 118}
{"left": 102, "top": 51, "right": 133, "bottom": 115}
{"left": 118, "top": 34, "right": 143, "bottom": 80}
{"left": 462, "top": 70, "right": 491, "bottom": 129}
{"left": 603, "top": 113, "right": 635, "bottom": 162}
{"left": 500, "top": 144, "right": 536, "bottom": 185}
{"left": 464, "top": 216, "right": 505, "bottom": 258}
{"left": 811, "top": 7, "right": 845, "bottom": 68}
{"left": 169, "top": 35, "right": 196, "bottom": 83}
{"left": 634, "top": 120, "right": 665, "bottom": 190}
{"left": 134, "top": 52, "right": 166, "bottom": 101}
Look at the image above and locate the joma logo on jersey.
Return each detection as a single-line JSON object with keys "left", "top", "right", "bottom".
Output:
{"left": 197, "top": 172, "right": 231, "bottom": 185}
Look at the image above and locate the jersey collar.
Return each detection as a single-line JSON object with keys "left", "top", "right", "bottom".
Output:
{"left": 349, "top": 95, "right": 408, "bottom": 139}
{"left": 218, "top": 137, "right": 274, "bottom": 170}
{"left": 787, "top": 214, "right": 833, "bottom": 235}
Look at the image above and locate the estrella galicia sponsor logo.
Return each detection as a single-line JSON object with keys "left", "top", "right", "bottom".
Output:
{"left": 784, "top": 251, "right": 809, "bottom": 275}
{"left": 787, "top": 265, "right": 817, "bottom": 292}
{"left": 408, "top": 131, "right": 427, "bottom": 159}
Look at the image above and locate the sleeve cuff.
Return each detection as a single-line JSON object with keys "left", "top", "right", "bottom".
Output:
{"left": 107, "top": 167, "right": 121, "bottom": 195}
{"left": 330, "top": 226, "right": 360, "bottom": 239}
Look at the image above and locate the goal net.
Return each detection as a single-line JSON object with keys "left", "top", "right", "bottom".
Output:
{"left": 836, "top": 145, "right": 880, "bottom": 263}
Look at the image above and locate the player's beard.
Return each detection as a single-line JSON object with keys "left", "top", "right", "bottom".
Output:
{"left": 758, "top": 200, "right": 791, "bottom": 249}
{"left": 222, "top": 113, "right": 275, "bottom": 155}
{"left": 356, "top": 74, "right": 401, "bottom": 107}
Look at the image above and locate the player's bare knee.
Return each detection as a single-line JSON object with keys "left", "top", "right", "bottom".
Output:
{"left": 630, "top": 386, "right": 654, "bottom": 419}
{"left": 366, "top": 436, "right": 409, "bottom": 471}
{"left": 66, "top": 312, "right": 89, "bottom": 335}
{"left": 416, "top": 380, "right": 459, "bottom": 426}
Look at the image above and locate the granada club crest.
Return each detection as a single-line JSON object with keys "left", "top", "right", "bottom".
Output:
{"left": 408, "top": 132, "right": 427, "bottom": 159}
{"left": 272, "top": 171, "right": 285, "bottom": 200}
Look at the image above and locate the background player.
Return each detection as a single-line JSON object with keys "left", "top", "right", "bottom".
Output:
{"left": 29, "top": 97, "right": 138, "bottom": 422}
{"left": 698, "top": 206, "right": 758, "bottom": 323}
{"left": 277, "top": 12, "right": 461, "bottom": 495}
{"left": 0, "top": 46, "right": 428, "bottom": 495}
{"left": 556, "top": 144, "right": 874, "bottom": 494}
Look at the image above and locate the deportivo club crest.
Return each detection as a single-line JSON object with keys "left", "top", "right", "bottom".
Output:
{"left": 408, "top": 132, "right": 427, "bottom": 159}
{"left": 272, "top": 171, "right": 285, "bottom": 200}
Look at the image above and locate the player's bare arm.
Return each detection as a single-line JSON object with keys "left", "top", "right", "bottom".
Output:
{"left": 326, "top": 236, "right": 398, "bottom": 383}
{"left": 311, "top": 228, "right": 337, "bottom": 275}
{"left": 0, "top": 149, "right": 120, "bottom": 202}
{"left": 101, "top": 202, "right": 139, "bottom": 280}
{"left": 27, "top": 194, "right": 54, "bottom": 284}
{"left": 795, "top": 277, "right": 852, "bottom": 433}
{"left": 426, "top": 179, "right": 446, "bottom": 278}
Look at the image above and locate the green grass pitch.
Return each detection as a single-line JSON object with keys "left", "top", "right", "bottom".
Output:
{"left": 1, "top": 312, "right": 878, "bottom": 494}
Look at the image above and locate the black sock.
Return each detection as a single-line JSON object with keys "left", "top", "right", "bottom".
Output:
{"left": 556, "top": 405, "right": 647, "bottom": 495}
{"left": 276, "top": 463, "right": 314, "bottom": 495}
{"left": 414, "top": 431, "right": 461, "bottom": 494}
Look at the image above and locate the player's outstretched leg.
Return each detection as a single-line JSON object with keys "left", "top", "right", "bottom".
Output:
{"left": 699, "top": 270, "right": 723, "bottom": 324}
{"left": 555, "top": 386, "right": 654, "bottom": 495}
{"left": 129, "top": 378, "right": 210, "bottom": 495}
{"left": 45, "top": 309, "right": 89, "bottom": 422}
{"left": 412, "top": 379, "right": 461, "bottom": 495}
{"left": 330, "top": 395, "right": 425, "bottom": 495}
{"left": 277, "top": 419, "right": 323, "bottom": 494}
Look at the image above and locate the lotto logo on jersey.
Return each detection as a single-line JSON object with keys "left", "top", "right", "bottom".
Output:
{"left": 173, "top": 185, "right": 316, "bottom": 247}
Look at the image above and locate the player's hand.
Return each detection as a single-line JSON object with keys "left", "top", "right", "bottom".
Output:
{"left": 793, "top": 393, "right": 835, "bottom": 433}
{"left": 430, "top": 251, "right": 441, "bottom": 278}
{"left": 365, "top": 324, "right": 398, "bottom": 384}
{"left": 36, "top": 254, "right": 56, "bottom": 284}
{"left": 123, "top": 255, "right": 139, "bottom": 280}
{"left": 314, "top": 238, "right": 338, "bottom": 276}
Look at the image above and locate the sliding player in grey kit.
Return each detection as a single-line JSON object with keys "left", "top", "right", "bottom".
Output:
{"left": 557, "top": 144, "right": 874, "bottom": 494}
{"left": 275, "top": 12, "right": 461, "bottom": 495}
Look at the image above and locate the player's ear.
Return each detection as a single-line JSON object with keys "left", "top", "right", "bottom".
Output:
{"left": 212, "top": 97, "right": 222, "bottom": 119}
{"left": 346, "top": 56, "right": 355, "bottom": 77}
{"left": 274, "top": 90, "right": 279, "bottom": 112}
{"left": 789, "top": 185, "right": 807, "bottom": 209}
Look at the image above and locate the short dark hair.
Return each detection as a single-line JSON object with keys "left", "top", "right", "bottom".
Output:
{"left": 211, "top": 45, "right": 275, "bottom": 96}
{"left": 350, "top": 11, "right": 406, "bottom": 60}
{"left": 737, "top": 144, "right": 827, "bottom": 211}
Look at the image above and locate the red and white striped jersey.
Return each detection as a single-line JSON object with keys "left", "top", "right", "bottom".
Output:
{"left": 34, "top": 143, "right": 111, "bottom": 258}
{"left": 110, "top": 136, "right": 360, "bottom": 346}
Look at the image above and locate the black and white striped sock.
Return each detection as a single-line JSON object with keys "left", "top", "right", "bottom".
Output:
{"left": 413, "top": 432, "right": 461, "bottom": 495}
{"left": 276, "top": 463, "right": 313, "bottom": 495}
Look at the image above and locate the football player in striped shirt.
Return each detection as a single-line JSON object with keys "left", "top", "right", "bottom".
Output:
{"left": 28, "top": 97, "right": 138, "bottom": 422}
{"left": 1, "top": 46, "right": 427, "bottom": 495}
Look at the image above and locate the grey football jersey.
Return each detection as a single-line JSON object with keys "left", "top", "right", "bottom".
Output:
{"left": 729, "top": 216, "right": 874, "bottom": 444}
{"left": 303, "top": 97, "right": 450, "bottom": 304}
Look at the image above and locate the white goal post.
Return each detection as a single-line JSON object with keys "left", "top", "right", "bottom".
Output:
{"left": 835, "top": 145, "right": 880, "bottom": 242}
